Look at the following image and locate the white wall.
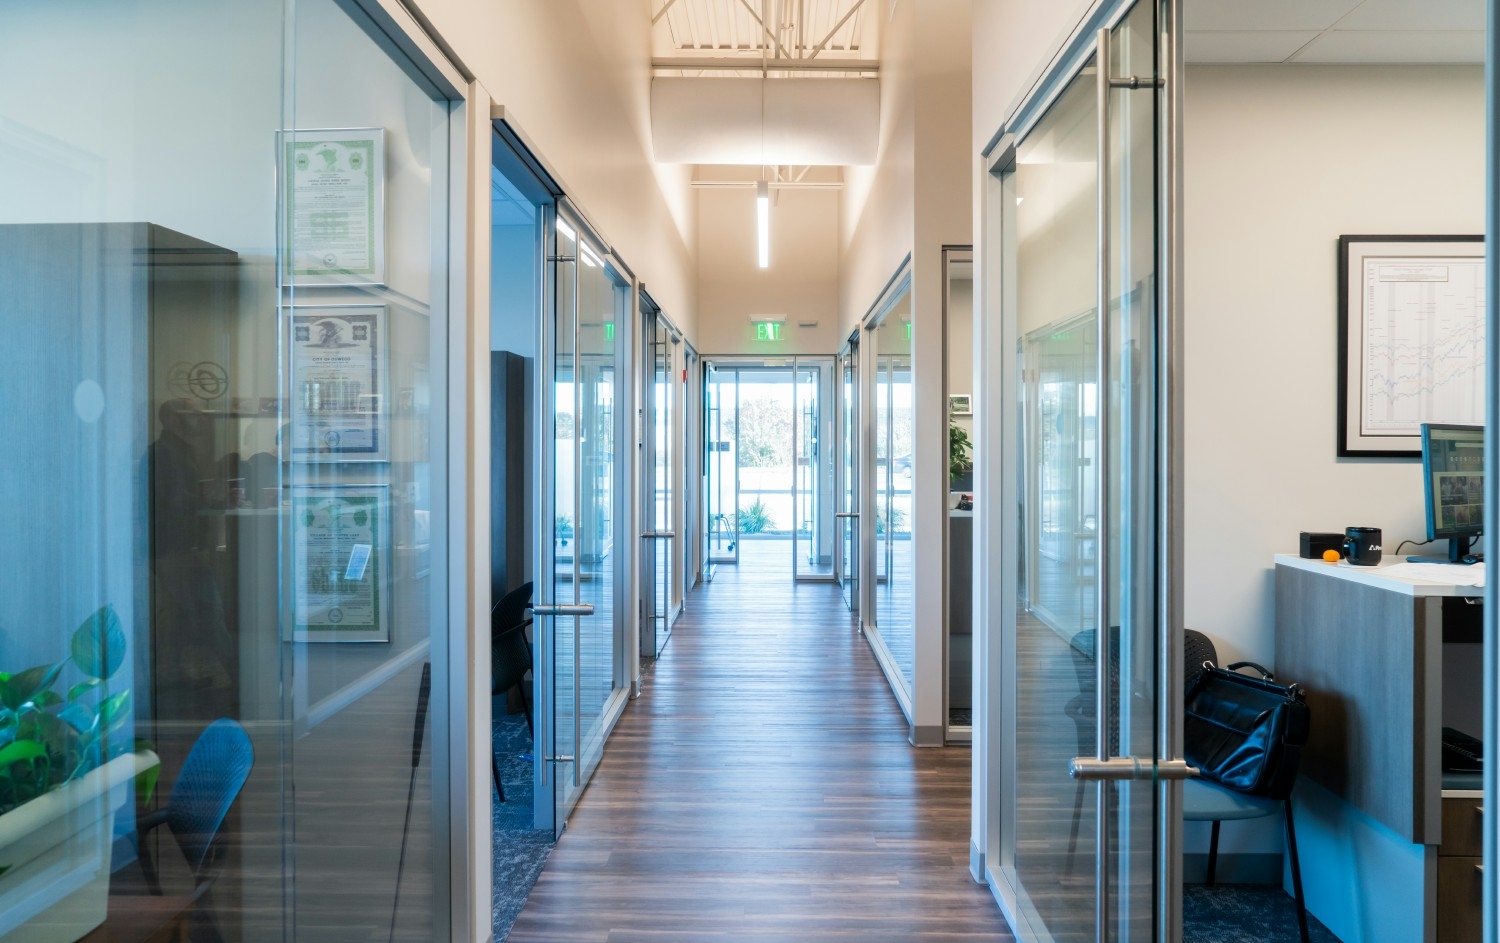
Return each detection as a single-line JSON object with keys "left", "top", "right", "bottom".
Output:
{"left": 1183, "top": 64, "right": 1485, "bottom": 667}
{"left": 838, "top": 0, "right": 973, "bottom": 742}
{"left": 696, "top": 186, "right": 842, "bottom": 355}
{"left": 413, "top": 0, "right": 699, "bottom": 342}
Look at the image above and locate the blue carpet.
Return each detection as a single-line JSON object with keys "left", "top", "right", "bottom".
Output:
{"left": 491, "top": 698, "right": 553, "bottom": 941}
{"left": 1184, "top": 884, "right": 1340, "bottom": 942}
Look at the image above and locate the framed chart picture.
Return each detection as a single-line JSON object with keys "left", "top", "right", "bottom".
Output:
{"left": 1338, "top": 235, "right": 1485, "bottom": 457}
{"left": 290, "top": 484, "right": 391, "bottom": 642}
{"left": 281, "top": 127, "right": 386, "bottom": 286}
{"left": 290, "top": 304, "right": 387, "bottom": 461}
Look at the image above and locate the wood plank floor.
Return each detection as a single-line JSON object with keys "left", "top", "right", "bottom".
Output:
{"left": 505, "top": 553, "right": 1014, "bottom": 942}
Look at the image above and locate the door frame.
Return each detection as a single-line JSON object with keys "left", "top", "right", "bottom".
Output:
{"left": 973, "top": 0, "right": 1185, "bottom": 938}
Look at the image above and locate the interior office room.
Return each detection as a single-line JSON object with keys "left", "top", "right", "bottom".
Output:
{"left": 4, "top": 0, "right": 1499, "bottom": 942}
{"left": 972, "top": 1, "right": 1496, "bottom": 942}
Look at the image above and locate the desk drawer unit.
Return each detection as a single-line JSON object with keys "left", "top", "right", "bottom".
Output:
{"left": 1436, "top": 856, "right": 1482, "bottom": 943}
{"left": 1439, "top": 797, "right": 1483, "bottom": 857}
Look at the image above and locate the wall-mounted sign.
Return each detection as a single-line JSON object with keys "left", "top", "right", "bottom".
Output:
{"left": 755, "top": 322, "right": 782, "bottom": 342}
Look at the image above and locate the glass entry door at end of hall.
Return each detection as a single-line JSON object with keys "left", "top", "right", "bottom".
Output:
{"left": 536, "top": 204, "right": 630, "bottom": 836}
{"left": 989, "top": 0, "right": 1185, "bottom": 940}
{"left": 793, "top": 357, "right": 836, "bottom": 582}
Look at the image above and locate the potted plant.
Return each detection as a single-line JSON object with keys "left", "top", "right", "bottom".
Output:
{"left": 949, "top": 421, "right": 973, "bottom": 485}
{"left": 0, "top": 605, "right": 158, "bottom": 942}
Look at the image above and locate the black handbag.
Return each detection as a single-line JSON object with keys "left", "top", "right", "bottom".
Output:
{"left": 1184, "top": 660, "right": 1310, "bottom": 800}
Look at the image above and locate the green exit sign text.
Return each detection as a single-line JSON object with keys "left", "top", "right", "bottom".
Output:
{"left": 755, "top": 322, "right": 782, "bottom": 341}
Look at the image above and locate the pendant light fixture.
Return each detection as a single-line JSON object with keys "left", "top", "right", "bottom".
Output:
{"left": 756, "top": 178, "right": 770, "bottom": 269}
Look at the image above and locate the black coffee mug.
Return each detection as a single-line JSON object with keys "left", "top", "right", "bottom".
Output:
{"left": 1343, "top": 526, "right": 1383, "bottom": 566}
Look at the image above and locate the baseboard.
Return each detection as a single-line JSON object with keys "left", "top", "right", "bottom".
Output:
{"left": 909, "top": 724, "right": 944, "bottom": 747}
{"left": 1183, "top": 852, "right": 1283, "bottom": 885}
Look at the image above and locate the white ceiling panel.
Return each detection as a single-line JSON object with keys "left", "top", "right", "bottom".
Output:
{"left": 1336, "top": 0, "right": 1484, "bottom": 31}
{"left": 1184, "top": 0, "right": 1364, "bottom": 32}
{"left": 1292, "top": 29, "right": 1485, "bottom": 63}
{"left": 1184, "top": 30, "right": 1320, "bottom": 63}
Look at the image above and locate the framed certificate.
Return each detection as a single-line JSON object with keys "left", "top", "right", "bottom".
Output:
{"left": 289, "top": 304, "right": 387, "bottom": 461}
{"left": 282, "top": 128, "right": 386, "bottom": 286}
{"left": 1337, "top": 235, "right": 1485, "bottom": 456}
{"left": 289, "top": 484, "right": 391, "bottom": 642}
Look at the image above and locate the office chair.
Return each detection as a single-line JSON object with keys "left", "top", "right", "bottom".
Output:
{"left": 1183, "top": 629, "right": 1309, "bottom": 943}
{"left": 84, "top": 718, "right": 255, "bottom": 943}
{"left": 491, "top": 581, "right": 534, "bottom": 802}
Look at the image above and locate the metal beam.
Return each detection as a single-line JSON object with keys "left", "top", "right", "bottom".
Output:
{"left": 651, "top": 56, "right": 878, "bottom": 72}
{"left": 738, "top": 0, "right": 792, "bottom": 60}
{"left": 808, "top": 0, "right": 867, "bottom": 59}
{"left": 689, "top": 180, "right": 844, "bottom": 189}
{"left": 651, "top": 0, "right": 682, "bottom": 25}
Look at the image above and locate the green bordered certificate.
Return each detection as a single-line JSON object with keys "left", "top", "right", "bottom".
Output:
{"left": 290, "top": 484, "right": 390, "bottom": 642}
{"left": 288, "top": 304, "right": 387, "bottom": 461}
{"left": 282, "top": 128, "right": 386, "bottom": 286}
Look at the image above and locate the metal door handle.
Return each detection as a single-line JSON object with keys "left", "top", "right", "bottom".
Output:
{"left": 835, "top": 512, "right": 860, "bottom": 519}
{"left": 1070, "top": 757, "right": 1198, "bottom": 782}
{"left": 641, "top": 531, "right": 676, "bottom": 539}
{"left": 530, "top": 603, "right": 595, "bottom": 617}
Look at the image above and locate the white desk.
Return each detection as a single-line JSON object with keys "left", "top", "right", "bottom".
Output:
{"left": 1274, "top": 554, "right": 1482, "bottom": 943}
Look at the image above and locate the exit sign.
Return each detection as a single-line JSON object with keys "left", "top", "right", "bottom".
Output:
{"left": 755, "top": 322, "right": 782, "bottom": 341}
{"left": 604, "top": 322, "right": 615, "bottom": 342}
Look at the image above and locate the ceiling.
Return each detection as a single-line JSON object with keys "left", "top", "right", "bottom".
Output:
{"left": 649, "top": 0, "right": 877, "bottom": 75}
{"left": 1185, "top": 0, "right": 1485, "bottom": 64}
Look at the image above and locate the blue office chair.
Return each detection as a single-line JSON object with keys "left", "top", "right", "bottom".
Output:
{"left": 138, "top": 718, "right": 255, "bottom": 899}
{"left": 1183, "top": 630, "right": 1309, "bottom": 943}
{"left": 84, "top": 719, "right": 254, "bottom": 943}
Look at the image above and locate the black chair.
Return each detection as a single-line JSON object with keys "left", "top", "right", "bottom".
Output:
{"left": 1183, "top": 629, "right": 1309, "bottom": 943}
{"left": 491, "top": 581, "right": 534, "bottom": 802}
{"left": 85, "top": 719, "right": 254, "bottom": 943}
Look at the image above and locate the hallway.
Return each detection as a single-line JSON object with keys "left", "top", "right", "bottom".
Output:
{"left": 506, "top": 559, "right": 1013, "bottom": 941}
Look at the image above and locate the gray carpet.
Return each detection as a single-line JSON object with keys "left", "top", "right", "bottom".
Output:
{"left": 491, "top": 699, "right": 554, "bottom": 941}
{"left": 1184, "top": 884, "right": 1339, "bottom": 942}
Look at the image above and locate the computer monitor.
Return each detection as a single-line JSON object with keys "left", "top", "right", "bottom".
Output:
{"left": 1419, "top": 423, "right": 1484, "bottom": 564}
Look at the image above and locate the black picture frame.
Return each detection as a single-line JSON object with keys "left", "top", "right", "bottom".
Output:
{"left": 1336, "top": 234, "right": 1484, "bottom": 458}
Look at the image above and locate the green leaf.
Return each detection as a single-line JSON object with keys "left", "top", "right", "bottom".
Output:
{"left": 0, "top": 663, "right": 62, "bottom": 712}
{"left": 67, "top": 680, "right": 102, "bottom": 703}
{"left": 98, "top": 691, "right": 131, "bottom": 729}
{"left": 71, "top": 605, "right": 126, "bottom": 680}
{"left": 0, "top": 740, "right": 46, "bottom": 770}
{"left": 134, "top": 764, "right": 159, "bottom": 805}
{"left": 31, "top": 691, "right": 63, "bottom": 710}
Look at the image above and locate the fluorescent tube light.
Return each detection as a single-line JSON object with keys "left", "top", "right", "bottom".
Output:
{"left": 556, "top": 217, "right": 577, "bottom": 242}
{"left": 756, "top": 179, "right": 769, "bottom": 269}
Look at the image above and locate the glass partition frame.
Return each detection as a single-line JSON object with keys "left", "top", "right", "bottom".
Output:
{"left": 980, "top": 1, "right": 1184, "bottom": 940}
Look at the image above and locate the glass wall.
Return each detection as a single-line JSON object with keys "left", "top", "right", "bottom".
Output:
{"left": 985, "top": 2, "right": 1171, "bottom": 939}
{"left": 870, "top": 300, "right": 915, "bottom": 694}
{"left": 0, "top": 1, "right": 460, "bottom": 939}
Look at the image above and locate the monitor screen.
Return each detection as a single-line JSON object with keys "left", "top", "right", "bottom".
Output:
{"left": 1422, "top": 423, "right": 1484, "bottom": 547}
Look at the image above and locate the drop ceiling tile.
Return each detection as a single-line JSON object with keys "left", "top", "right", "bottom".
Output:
{"left": 1185, "top": 0, "right": 1364, "bottom": 32}
{"left": 1291, "top": 29, "right": 1485, "bottom": 63}
{"left": 1185, "top": 30, "right": 1321, "bottom": 63}
{"left": 1336, "top": 0, "right": 1485, "bottom": 31}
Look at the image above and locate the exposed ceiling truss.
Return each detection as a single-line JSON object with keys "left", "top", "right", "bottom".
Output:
{"left": 651, "top": 0, "right": 878, "bottom": 76}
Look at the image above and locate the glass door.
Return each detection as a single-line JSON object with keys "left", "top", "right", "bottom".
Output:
{"left": 991, "top": 2, "right": 1181, "bottom": 940}
{"left": 837, "top": 339, "right": 860, "bottom": 612}
{"left": 793, "top": 357, "right": 836, "bottom": 581}
{"left": 538, "top": 209, "right": 629, "bottom": 835}
{"left": 870, "top": 312, "right": 914, "bottom": 694}
{"left": 704, "top": 364, "right": 738, "bottom": 566}
{"left": 641, "top": 302, "right": 675, "bottom": 658}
